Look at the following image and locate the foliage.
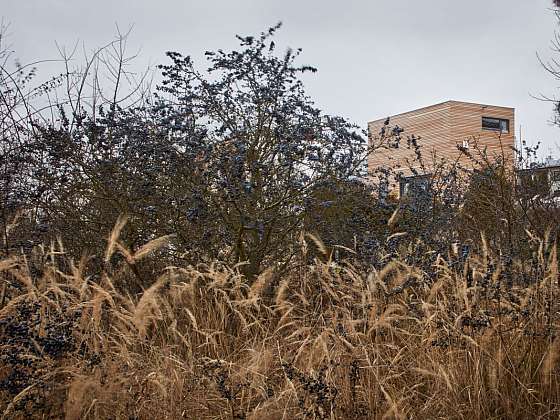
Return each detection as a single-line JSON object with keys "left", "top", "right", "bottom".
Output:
{"left": 303, "top": 179, "right": 393, "bottom": 262}
{"left": 1, "top": 19, "right": 560, "bottom": 420}
{"left": 153, "top": 24, "right": 372, "bottom": 278}
{"left": 0, "top": 229, "right": 559, "bottom": 418}
{"left": 1, "top": 25, "right": 390, "bottom": 282}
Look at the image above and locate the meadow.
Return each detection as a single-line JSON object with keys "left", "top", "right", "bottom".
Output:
{"left": 1, "top": 224, "right": 559, "bottom": 419}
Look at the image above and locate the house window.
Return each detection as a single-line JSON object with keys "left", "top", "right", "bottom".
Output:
{"left": 399, "top": 174, "right": 431, "bottom": 198}
{"left": 482, "top": 117, "right": 509, "bottom": 133}
{"left": 551, "top": 170, "right": 560, "bottom": 197}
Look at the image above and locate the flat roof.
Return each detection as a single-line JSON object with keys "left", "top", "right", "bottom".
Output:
{"left": 517, "top": 164, "right": 560, "bottom": 172}
{"left": 368, "top": 100, "right": 515, "bottom": 124}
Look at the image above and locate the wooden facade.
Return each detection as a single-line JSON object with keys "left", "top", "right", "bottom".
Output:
{"left": 368, "top": 101, "right": 515, "bottom": 184}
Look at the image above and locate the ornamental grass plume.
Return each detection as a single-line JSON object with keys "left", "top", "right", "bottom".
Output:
{"left": 0, "top": 227, "right": 559, "bottom": 418}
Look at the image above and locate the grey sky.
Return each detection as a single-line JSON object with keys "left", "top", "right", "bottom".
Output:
{"left": 3, "top": 0, "right": 560, "bottom": 158}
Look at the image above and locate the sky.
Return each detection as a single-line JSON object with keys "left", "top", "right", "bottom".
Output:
{"left": 2, "top": 0, "right": 560, "bottom": 158}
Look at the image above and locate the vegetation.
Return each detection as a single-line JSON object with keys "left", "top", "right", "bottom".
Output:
{"left": 0, "top": 228, "right": 559, "bottom": 419}
{"left": 1, "top": 20, "right": 560, "bottom": 420}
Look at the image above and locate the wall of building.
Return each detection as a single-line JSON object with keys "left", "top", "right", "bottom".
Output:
{"left": 367, "top": 101, "right": 515, "bottom": 179}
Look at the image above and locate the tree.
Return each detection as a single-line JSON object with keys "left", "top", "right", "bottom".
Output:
{"left": 3, "top": 24, "right": 400, "bottom": 283}
{"left": 0, "top": 21, "right": 61, "bottom": 256}
{"left": 539, "top": 3, "right": 560, "bottom": 128}
{"left": 154, "top": 24, "right": 376, "bottom": 279}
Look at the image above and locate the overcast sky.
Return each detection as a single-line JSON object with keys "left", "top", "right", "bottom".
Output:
{"left": 3, "top": 0, "right": 560, "bottom": 158}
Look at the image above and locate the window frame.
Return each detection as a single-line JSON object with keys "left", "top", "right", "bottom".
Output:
{"left": 482, "top": 116, "right": 509, "bottom": 133}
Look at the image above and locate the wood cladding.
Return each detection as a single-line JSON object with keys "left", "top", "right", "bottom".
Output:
{"left": 367, "top": 101, "right": 515, "bottom": 177}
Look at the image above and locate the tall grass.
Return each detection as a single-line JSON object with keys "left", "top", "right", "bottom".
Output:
{"left": 0, "top": 230, "right": 559, "bottom": 419}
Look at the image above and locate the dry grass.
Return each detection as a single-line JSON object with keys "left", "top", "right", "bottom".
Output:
{"left": 0, "top": 232, "right": 559, "bottom": 419}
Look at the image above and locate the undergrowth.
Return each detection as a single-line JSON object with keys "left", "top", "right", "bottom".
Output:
{"left": 0, "top": 227, "right": 559, "bottom": 419}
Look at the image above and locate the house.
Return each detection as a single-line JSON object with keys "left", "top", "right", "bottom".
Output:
{"left": 517, "top": 158, "right": 560, "bottom": 198}
{"left": 368, "top": 100, "right": 516, "bottom": 197}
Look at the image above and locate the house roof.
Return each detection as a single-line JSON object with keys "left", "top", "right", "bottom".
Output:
{"left": 517, "top": 163, "right": 560, "bottom": 173}
{"left": 368, "top": 100, "right": 515, "bottom": 125}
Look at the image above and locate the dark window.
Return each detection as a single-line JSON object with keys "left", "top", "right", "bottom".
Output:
{"left": 482, "top": 117, "right": 509, "bottom": 133}
{"left": 379, "top": 177, "right": 389, "bottom": 204}
{"left": 399, "top": 174, "right": 431, "bottom": 198}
